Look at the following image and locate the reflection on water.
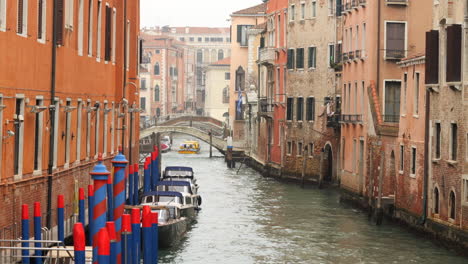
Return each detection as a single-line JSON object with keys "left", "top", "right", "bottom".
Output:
{"left": 158, "top": 135, "right": 466, "bottom": 264}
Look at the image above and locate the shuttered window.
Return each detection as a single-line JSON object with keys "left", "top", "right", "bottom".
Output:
{"left": 425, "top": 30, "right": 439, "bottom": 84}
{"left": 56, "top": 0, "right": 64, "bottom": 45}
{"left": 385, "top": 22, "right": 405, "bottom": 59}
{"left": 296, "top": 97, "right": 304, "bottom": 121}
{"left": 17, "top": 0, "right": 28, "bottom": 35}
{"left": 286, "top": 97, "right": 294, "bottom": 121}
{"left": 296, "top": 48, "right": 304, "bottom": 69}
{"left": 306, "top": 97, "right": 315, "bottom": 121}
{"left": 308, "top": 47, "right": 316, "bottom": 68}
{"left": 0, "top": 0, "right": 6, "bottom": 31}
{"left": 446, "top": 24, "right": 462, "bottom": 83}
{"left": 104, "top": 6, "right": 111, "bottom": 61}
{"left": 37, "top": 0, "right": 45, "bottom": 40}
{"left": 384, "top": 81, "right": 401, "bottom": 122}
{"left": 236, "top": 25, "right": 252, "bottom": 46}
{"left": 287, "top": 49, "right": 295, "bottom": 69}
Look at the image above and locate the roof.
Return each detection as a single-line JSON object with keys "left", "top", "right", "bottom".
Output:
{"left": 142, "top": 191, "right": 184, "bottom": 199}
{"left": 210, "top": 57, "right": 231, "bottom": 66}
{"left": 232, "top": 2, "right": 267, "bottom": 15}
{"left": 171, "top": 27, "right": 230, "bottom": 35}
{"left": 164, "top": 166, "right": 193, "bottom": 172}
{"left": 253, "top": 22, "right": 267, "bottom": 30}
{"left": 157, "top": 181, "right": 191, "bottom": 187}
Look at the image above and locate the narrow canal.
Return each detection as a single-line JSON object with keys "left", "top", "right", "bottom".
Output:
{"left": 158, "top": 135, "right": 466, "bottom": 264}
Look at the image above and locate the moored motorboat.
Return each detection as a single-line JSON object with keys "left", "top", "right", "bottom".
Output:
{"left": 160, "top": 136, "right": 172, "bottom": 153}
{"left": 156, "top": 180, "right": 201, "bottom": 210}
{"left": 141, "top": 191, "right": 196, "bottom": 220}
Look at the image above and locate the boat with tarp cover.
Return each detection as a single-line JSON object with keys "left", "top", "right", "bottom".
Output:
{"left": 156, "top": 180, "right": 201, "bottom": 210}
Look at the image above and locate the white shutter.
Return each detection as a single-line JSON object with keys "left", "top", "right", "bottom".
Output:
{"left": 65, "top": 0, "right": 74, "bottom": 30}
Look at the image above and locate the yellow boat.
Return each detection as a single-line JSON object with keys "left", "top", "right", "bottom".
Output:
{"left": 178, "top": 140, "right": 201, "bottom": 154}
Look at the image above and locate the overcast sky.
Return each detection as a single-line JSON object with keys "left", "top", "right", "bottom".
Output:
{"left": 140, "top": 0, "right": 263, "bottom": 28}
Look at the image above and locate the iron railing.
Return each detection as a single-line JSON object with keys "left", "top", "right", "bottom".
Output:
{"left": 386, "top": 0, "right": 408, "bottom": 4}
{"left": 359, "top": 0, "right": 367, "bottom": 5}
{"left": 340, "top": 114, "right": 363, "bottom": 123}
{"left": 355, "top": 50, "right": 361, "bottom": 59}
{"left": 342, "top": 52, "right": 349, "bottom": 61}
{"left": 386, "top": 49, "right": 405, "bottom": 60}
{"left": 383, "top": 114, "right": 400, "bottom": 123}
{"left": 259, "top": 98, "right": 274, "bottom": 113}
{"left": 348, "top": 51, "right": 355, "bottom": 60}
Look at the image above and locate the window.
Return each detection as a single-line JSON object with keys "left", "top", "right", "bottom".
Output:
{"left": 235, "top": 66, "right": 245, "bottom": 91}
{"left": 342, "top": 138, "right": 346, "bottom": 164}
{"left": 435, "top": 122, "right": 441, "bottom": 159}
{"left": 449, "top": 191, "right": 456, "bottom": 220}
{"left": 0, "top": 0, "right": 6, "bottom": 31}
{"left": 140, "top": 79, "right": 146, "bottom": 90}
{"left": 52, "top": 99, "right": 59, "bottom": 168}
{"left": 399, "top": 145, "right": 404, "bottom": 172}
{"left": 354, "top": 82, "right": 358, "bottom": 114}
{"left": 154, "top": 85, "right": 160, "bottom": 101}
{"left": 352, "top": 139, "right": 357, "bottom": 172}
{"left": 225, "top": 72, "right": 230, "bottom": 80}
{"left": 34, "top": 98, "right": 44, "bottom": 172}
{"left": 179, "top": 37, "right": 185, "bottom": 42}
{"left": 289, "top": 5, "right": 295, "bottom": 21}
{"left": 94, "top": 102, "right": 100, "bottom": 156}
{"left": 287, "top": 97, "right": 294, "bottom": 121}
{"left": 362, "top": 23, "right": 366, "bottom": 56}
{"left": 296, "top": 48, "right": 304, "bottom": 69}
{"left": 287, "top": 141, "right": 292, "bottom": 155}
{"left": 311, "top": 0, "right": 316, "bottom": 18}
{"left": 197, "top": 50, "right": 203, "bottom": 63}
{"left": 205, "top": 37, "right": 209, "bottom": 42}
{"left": 296, "top": 97, "right": 304, "bottom": 121}
{"left": 434, "top": 187, "right": 439, "bottom": 214}
{"left": 237, "top": 25, "right": 252, "bottom": 47}
{"left": 222, "top": 86, "right": 229, "bottom": 104}
{"left": 218, "top": 49, "right": 224, "bottom": 60}
{"left": 38, "top": 0, "right": 46, "bottom": 41}
{"left": 104, "top": 5, "right": 112, "bottom": 61}
{"left": 189, "top": 37, "right": 194, "bottom": 42}
{"left": 402, "top": 73, "right": 407, "bottom": 114}
{"left": 125, "top": 20, "right": 130, "bottom": 70}
{"left": 446, "top": 24, "right": 462, "bottom": 82}
{"left": 56, "top": 0, "right": 64, "bottom": 44}
{"left": 287, "top": 49, "right": 295, "bottom": 69}
{"left": 197, "top": 37, "right": 202, "bottom": 42}
{"left": 306, "top": 97, "right": 315, "bottom": 121}
{"left": 384, "top": 81, "right": 401, "bottom": 122}
{"left": 463, "top": 177, "right": 468, "bottom": 205}
{"left": 300, "top": 3, "right": 305, "bottom": 20}
{"left": 328, "top": 0, "right": 334, "bottom": 15}
{"left": 64, "top": 100, "right": 71, "bottom": 166}
{"left": 65, "top": 0, "right": 74, "bottom": 30}
{"left": 103, "top": 102, "right": 108, "bottom": 155}
{"left": 76, "top": 100, "right": 82, "bottom": 161}
{"left": 298, "top": 142, "right": 303, "bottom": 156}
{"left": 154, "top": 63, "right": 160, "bottom": 75}
{"left": 308, "top": 47, "right": 316, "bottom": 68}
{"left": 355, "top": 25, "right": 359, "bottom": 52}
{"left": 414, "top": 73, "right": 420, "bottom": 115}
{"left": 13, "top": 97, "right": 25, "bottom": 177}
{"left": 328, "top": 44, "right": 335, "bottom": 66}
{"left": 77, "top": 0, "right": 84, "bottom": 54}
{"left": 385, "top": 22, "right": 406, "bottom": 59}
{"left": 17, "top": 0, "right": 28, "bottom": 35}
{"left": 155, "top": 49, "right": 160, "bottom": 54}
{"left": 425, "top": 30, "right": 439, "bottom": 84}
{"left": 411, "top": 147, "right": 416, "bottom": 176}
{"left": 308, "top": 143, "right": 314, "bottom": 157}
{"left": 96, "top": 1, "right": 102, "bottom": 60}
{"left": 450, "top": 123, "right": 458, "bottom": 161}
{"left": 361, "top": 81, "right": 365, "bottom": 114}
{"left": 235, "top": 100, "right": 244, "bottom": 120}
{"left": 88, "top": 0, "right": 94, "bottom": 56}
{"left": 140, "top": 97, "right": 146, "bottom": 110}
{"left": 86, "top": 101, "right": 91, "bottom": 158}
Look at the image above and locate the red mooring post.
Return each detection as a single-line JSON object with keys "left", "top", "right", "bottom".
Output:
{"left": 112, "top": 147, "right": 128, "bottom": 264}
{"left": 131, "top": 208, "right": 141, "bottom": 264}
{"left": 142, "top": 206, "right": 152, "bottom": 264}
{"left": 73, "top": 223, "right": 86, "bottom": 264}
{"left": 98, "top": 228, "right": 110, "bottom": 264}
{"left": 79, "top": 188, "right": 85, "bottom": 225}
{"left": 21, "top": 204, "right": 30, "bottom": 264}
{"left": 57, "top": 195, "right": 65, "bottom": 242}
{"left": 34, "top": 202, "right": 43, "bottom": 264}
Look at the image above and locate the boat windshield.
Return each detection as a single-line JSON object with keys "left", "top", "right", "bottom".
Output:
{"left": 142, "top": 195, "right": 181, "bottom": 204}
{"left": 154, "top": 209, "right": 170, "bottom": 223}
{"left": 166, "top": 170, "right": 193, "bottom": 177}
{"left": 157, "top": 185, "right": 189, "bottom": 193}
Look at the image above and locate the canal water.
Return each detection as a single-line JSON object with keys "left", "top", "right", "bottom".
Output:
{"left": 158, "top": 135, "right": 466, "bottom": 264}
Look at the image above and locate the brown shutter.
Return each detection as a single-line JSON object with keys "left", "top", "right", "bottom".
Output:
{"left": 38, "top": 0, "right": 43, "bottom": 39}
{"left": 17, "top": 0, "right": 23, "bottom": 34}
{"left": 446, "top": 24, "right": 462, "bottom": 82}
{"left": 104, "top": 6, "right": 111, "bottom": 61}
{"left": 56, "top": 0, "right": 64, "bottom": 45}
{"left": 386, "top": 23, "right": 405, "bottom": 58}
{"left": 425, "top": 30, "right": 439, "bottom": 84}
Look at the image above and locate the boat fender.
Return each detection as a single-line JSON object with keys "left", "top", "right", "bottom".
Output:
{"left": 198, "top": 196, "right": 202, "bottom": 206}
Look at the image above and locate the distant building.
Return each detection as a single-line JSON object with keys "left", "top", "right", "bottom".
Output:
{"left": 0, "top": 0, "right": 140, "bottom": 235}
{"left": 141, "top": 26, "right": 231, "bottom": 115}
{"left": 205, "top": 57, "right": 231, "bottom": 122}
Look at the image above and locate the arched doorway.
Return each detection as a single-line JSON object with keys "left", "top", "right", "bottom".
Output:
{"left": 323, "top": 144, "right": 333, "bottom": 182}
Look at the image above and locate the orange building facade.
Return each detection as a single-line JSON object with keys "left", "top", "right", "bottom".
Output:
{"left": 0, "top": 0, "right": 140, "bottom": 235}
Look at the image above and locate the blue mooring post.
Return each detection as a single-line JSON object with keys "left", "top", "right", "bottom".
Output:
{"left": 112, "top": 148, "right": 129, "bottom": 264}
{"left": 133, "top": 164, "right": 139, "bottom": 205}
{"left": 57, "top": 195, "right": 65, "bottom": 242}
{"left": 33, "top": 202, "right": 42, "bottom": 264}
{"left": 151, "top": 212, "right": 159, "bottom": 263}
{"left": 128, "top": 164, "right": 134, "bottom": 205}
{"left": 107, "top": 175, "right": 114, "bottom": 221}
{"left": 21, "top": 204, "right": 30, "bottom": 264}
{"left": 142, "top": 206, "right": 152, "bottom": 264}
{"left": 79, "top": 188, "right": 85, "bottom": 225}
{"left": 88, "top": 185, "right": 94, "bottom": 245}
{"left": 122, "top": 214, "right": 132, "bottom": 264}
{"left": 131, "top": 208, "right": 141, "bottom": 264}
{"left": 73, "top": 223, "right": 86, "bottom": 264}
{"left": 106, "top": 222, "right": 117, "bottom": 264}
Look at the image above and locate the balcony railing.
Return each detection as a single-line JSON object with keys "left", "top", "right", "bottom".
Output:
{"left": 359, "top": 0, "right": 367, "bottom": 6}
{"left": 345, "top": 2, "right": 351, "bottom": 12}
{"left": 351, "top": 0, "right": 358, "bottom": 8}
{"left": 327, "top": 115, "right": 341, "bottom": 128}
{"left": 342, "top": 52, "right": 349, "bottom": 61}
{"left": 383, "top": 114, "right": 400, "bottom": 123}
{"left": 259, "top": 98, "right": 274, "bottom": 114}
{"left": 386, "top": 0, "right": 408, "bottom": 5}
{"left": 340, "top": 114, "right": 363, "bottom": 123}
{"left": 348, "top": 51, "right": 355, "bottom": 60}
{"left": 385, "top": 49, "right": 405, "bottom": 60}
{"left": 355, "top": 50, "right": 361, "bottom": 59}
{"left": 258, "top": 48, "right": 275, "bottom": 65}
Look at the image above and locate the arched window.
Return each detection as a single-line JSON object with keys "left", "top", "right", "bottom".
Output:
{"left": 156, "top": 108, "right": 161, "bottom": 117}
{"left": 218, "top": 49, "right": 224, "bottom": 60}
{"left": 449, "top": 191, "right": 456, "bottom": 219}
{"left": 211, "top": 49, "right": 216, "bottom": 62}
{"left": 197, "top": 50, "right": 203, "bottom": 63}
{"left": 154, "top": 85, "right": 160, "bottom": 102}
{"left": 434, "top": 187, "right": 439, "bottom": 214}
{"left": 222, "top": 86, "right": 229, "bottom": 103}
{"left": 154, "top": 63, "right": 160, "bottom": 75}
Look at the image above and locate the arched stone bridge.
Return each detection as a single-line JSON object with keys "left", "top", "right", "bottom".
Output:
{"left": 140, "top": 125, "right": 227, "bottom": 153}
{"left": 157, "top": 115, "right": 224, "bottom": 127}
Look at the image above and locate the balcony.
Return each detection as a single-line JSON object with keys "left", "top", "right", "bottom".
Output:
{"left": 359, "top": 0, "right": 367, "bottom": 6}
{"left": 259, "top": 98, "right": 274, "bottom": 117}
{"left": 351, "top": 0, "right": 358, "bottom": 9}
{"left": 258, "top": 48, "right": 276, "bottom": 65}
{"left": 386, "top": 0, "right": 408, "bottom": 6}
{"left": 355, "top": 50, "right": 361, "bottom": 60}
{"left": 340, "top": 114, "right": 363, "bottom": 123}
{"left": 383, "top": 115, "right": 400, "bottom": 123}
{"left": 345, "top": 2, "right": 351, "bottom": 13}
{"left": 342, "top": 52, "right": 349, "bottom": 62}
{"left": 385, "top": 49, "right": 405, "bottom": 60}
{"left": 327, "top": 115, "right": 341, "bottom": 129}
{"left": 348, "top": 51, "right": 355, "bottom": 61}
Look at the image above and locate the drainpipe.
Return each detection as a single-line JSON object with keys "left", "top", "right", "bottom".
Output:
{"left": 419, "top": 89, "right": 431, "bottom": 225}
{"left": 376, "top": 0, "right": 381, "bottom": 95}
{"left": 46, "top": 0, "right": 59, "bottom": 229}
{"left": 122, "top": 0, "right": 127, "bottom": 153}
